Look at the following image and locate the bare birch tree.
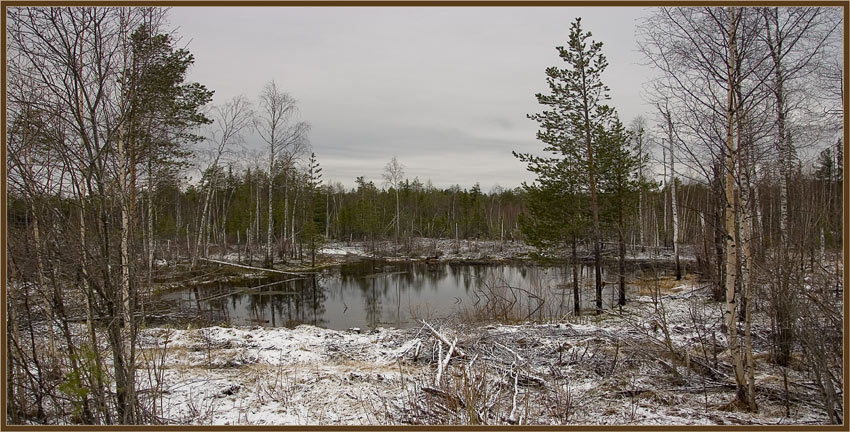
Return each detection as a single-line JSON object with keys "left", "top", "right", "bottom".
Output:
{"left": 629, "top": 116, "right": 650, "bottom": 248}
{"left": 383, "top": 156, "right": 405, "bottom": 243}
{"left": 254, "top": 81, "right": 310, "bottom": 266}
{"left": 658, "top": 104, "right": 682, "bottom": 280}
{"left": 7, "top": 6, "right": 211, "bottom": 423}
{"left": 192, "top": 96, "right": 253, "bottom": 268}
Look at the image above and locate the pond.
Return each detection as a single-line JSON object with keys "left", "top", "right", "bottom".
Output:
{"left": 160, "top": 260, "right": 670, "bottom": 330}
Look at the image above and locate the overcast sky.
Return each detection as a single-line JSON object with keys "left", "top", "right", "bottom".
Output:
{"left": 168, "top": 7, "right": 656, "bottom": 191}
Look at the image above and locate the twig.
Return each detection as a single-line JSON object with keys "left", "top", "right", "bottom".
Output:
{"left": 495, "top": 342, "right": 524, "bottom": 362}
{"left": 464, "top": 353, "right": 479, "bottom": 378}
{"left": 508, "top": 364, "right": 519, "bottom": 423}
{"left": 436, "top": 341, "right": 444, "bottom": 384}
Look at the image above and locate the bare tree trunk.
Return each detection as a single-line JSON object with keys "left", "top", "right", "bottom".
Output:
{"left": 671, "top": 140, "right": 681, "bottom": 280}
{"left": 638, "top": 186, "right": 645, "bottom": 248}
{"left": 267, "top": 154, "right": 274, "bottom": 266}
{"left": 117, "top": 123, "right": 136, "bottom": 423}
{"left": 30, "top": 210, "right": 55, "bottom": 359}
{"left": 206, "top": 189, "right": 215, "bottom": 258}
{"left": 326, "top": 189, "right": 330, "bottom": 238}
{"left": 618, "top": 222, "right": 626, "bottom": 307}
{"left": 699, "top": 211, "right": 710, "bottom": 278}
{"left": 8, "top": 303, "right": 20, "bottom": 424}
{"left": 395, "top": 188, "right": 400, "bottom": 243}
{"left": 661, "top": 106, "right": 682, "bottom": 280}
{"left": 765, "top": 7, "right": 791, "bottom": 246}
{"left": 256, "top": 82, "right": 309, "bottom": 264}
{"left": 191, "top": 174, "right": 215, "bottom": 268}
{"left": 654, "top": 204, "right": 660, "bottom": 249}
{"left": 83, "top": 223, "right": 108, "bottom": 422}
{"left": 572, "top": 235, "right": 580, "bottom": 315}
{"left": 723, "top": 6, "right": 748, "bottom": 407}
{"left": 582, "top": 94, "right": 603, "bottom": 314}
{"left": 76, "top": 170, "right": 111, "bottom": 424}
{"left": 637, "top": 128, "right": 645, "bottom": 249}
{"left": 713, "top": 163, "right": 726, "bottom": 301}
{"left": 292, "top": 193, "right": 298, "bottom": 260}
{"left": 145, "top": 159, "right": 155, "bottom": 327}
{"left": 742, "top": 198, "right": 757, "bottom": 411}
{"left": 737, "top": 109, "right": 758, "bottom": 413}
{"left": 662, "top": 146, "right": 669, "bottom": 247}
{"left": 255, "top": 171, "right": 261, "bottom": 263}
{"left": 284, "top": 169, "right": 289, "bottom": 259}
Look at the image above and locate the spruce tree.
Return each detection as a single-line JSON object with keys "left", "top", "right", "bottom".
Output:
{"left": 305, "top": 153, "right": 324, "bottom": 265}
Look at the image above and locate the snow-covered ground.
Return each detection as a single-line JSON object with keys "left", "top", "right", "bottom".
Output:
{"left": 131, "top": 283, "right": 831, "bottom": 425}
{"left": 153, "top": 238, "right": 694, "bottom": 271}
{"left": 317, "top": 238, "right": 536, "bottom": 262}
{"left": 136, "top": 325, "right": 425, "bottom": 425}
{"left": 316, "top": 238, "right": 695, "bottom": 263}
{"left": 317, "top": 244, "right": 368, "bottom": 257}
{"left": 13, "top": 267, "right": 833, "bottom": 426}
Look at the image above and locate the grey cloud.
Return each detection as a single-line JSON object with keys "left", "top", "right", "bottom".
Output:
{"left": 169, "top": 6, "right": 654, "bottom": 189}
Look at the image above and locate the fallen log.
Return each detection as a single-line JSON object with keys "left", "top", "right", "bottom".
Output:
{"left": 199, "top": 258, "right": 315, "bottom": 276}
{"left": 197, "top": 277, "right": 305, "bottom": 302}
{"left": 436, "top": 337, "right": 457, "bottom": 384}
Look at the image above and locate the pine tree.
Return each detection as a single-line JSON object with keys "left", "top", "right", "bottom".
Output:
{"left": 522, "top": 17, "right": 616, "bottom": 314}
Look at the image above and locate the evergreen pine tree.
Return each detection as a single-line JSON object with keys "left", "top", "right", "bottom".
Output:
{"left": 520, "top": 17, "right": 616, "bottom": 314}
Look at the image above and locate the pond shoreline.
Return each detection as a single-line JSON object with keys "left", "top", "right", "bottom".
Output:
{"left": 152, "top": 247, "right": 700, "bottom": 333}
{"left": 155, "top": 238, "right": 696, "bottom": 279}
{"left": 146, "top": 238, "right": 702, "bottom": 333}
{"left": 131, "top": 288, "right": 831, "bottom": 426}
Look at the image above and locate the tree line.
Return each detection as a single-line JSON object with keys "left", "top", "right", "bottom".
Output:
{"left": 158, "top": 163, "right": 530, "bottom": 263}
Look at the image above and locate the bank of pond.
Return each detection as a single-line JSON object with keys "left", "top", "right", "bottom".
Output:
{"left": 155, "top": 259, "right": 690, "bottom": 330}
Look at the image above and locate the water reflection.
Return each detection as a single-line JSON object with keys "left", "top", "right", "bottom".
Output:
{"left": 163, "top": 260, "right": 657, "bottom": 330}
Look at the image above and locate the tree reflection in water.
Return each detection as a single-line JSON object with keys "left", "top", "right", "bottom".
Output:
{"left": 167, "top": 260, "right": 652, "bottom": 330}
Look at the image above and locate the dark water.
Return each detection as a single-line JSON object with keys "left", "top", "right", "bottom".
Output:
{"left": 161, "top": 260, "right": 653, "bottom": 330}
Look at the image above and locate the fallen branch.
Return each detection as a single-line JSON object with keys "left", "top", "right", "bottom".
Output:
{"left": 197, "top": 277, "right": 305, "bottom": 302}
{"left": 508, "top": 365, "right": 519, "bottom": 423}
{"left": 495, "top": 342, "right": 524, "bottom": 362}
{"left": 435, "top": 337, "right": 457, "bottom": 384}
{"left": 421, "top": 320, "right": 467, "bottom": 359}
{"left": 436, "top": 342, "right": 444, "bottom": 384}
{"left": 199, "top": 258, "right": 315, "bottom": 276}
{"left": 483, "top": 360, "right": 546, "bottom": 388}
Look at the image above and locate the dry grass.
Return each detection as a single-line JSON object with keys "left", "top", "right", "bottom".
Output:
{"left": 634, "top": 274, "right": 697, "bottom": 296}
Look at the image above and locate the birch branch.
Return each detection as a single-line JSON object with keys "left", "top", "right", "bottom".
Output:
{"left": 421, "top": 320, "right": 467, "bottom": 359}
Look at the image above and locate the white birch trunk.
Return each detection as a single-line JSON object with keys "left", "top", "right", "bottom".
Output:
{"left": 267, "top": 150, "right": 274, "bottom": 265}
{"left": 663, "top": 108, "right": 682, "bottom": 280}
{"left": 724, "top": 7, "right": 748, "bottom": 406}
